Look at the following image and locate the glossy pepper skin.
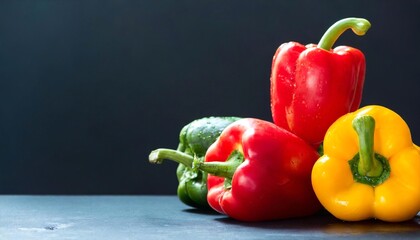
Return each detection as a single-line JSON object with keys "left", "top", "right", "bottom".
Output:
{"left": 311, "top": 105, "right": 420, "bottom": 222}
{"left": 271, "top": 18, "right": 370, "bottom": 146}
{"left": 149, "top": 117, "right": 240, "bottom": 209}
{"left": 196, "top": 118, "right": 321, "bottom": 221}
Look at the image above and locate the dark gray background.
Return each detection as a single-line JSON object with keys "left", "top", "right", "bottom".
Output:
{"left": 0, "top": 0, "right": 419, "bottom": 194}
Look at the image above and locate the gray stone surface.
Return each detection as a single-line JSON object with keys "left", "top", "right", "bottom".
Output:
{"left": 0, "top": 195, "right": 419, "bottom": 239}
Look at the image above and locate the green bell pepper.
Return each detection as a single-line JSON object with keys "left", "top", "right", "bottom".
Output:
{"left": 149, "top": 117, "right": 241, "bottom": 209}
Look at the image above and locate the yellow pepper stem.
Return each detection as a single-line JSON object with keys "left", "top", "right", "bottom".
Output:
{"left": 349, "top": 115, "right": 390, "bottom": 186}
{"left": 352, "top": 115, "right": 383, "bottom": 177}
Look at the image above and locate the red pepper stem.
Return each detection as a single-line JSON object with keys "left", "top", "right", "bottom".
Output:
{"left": 352, "top": 115, "right": 383, "bottom": 177}
{"left": 194, "top": 150, "right": 244, "bottom": 179}
{"left": 196, "top": 161, "right": 237, "bottom": 179}
{"left": 149, "top": 148, "right": 194, "bottom": 169}
{"left": 318, "top": 17, "right": 371, "bottom": 51}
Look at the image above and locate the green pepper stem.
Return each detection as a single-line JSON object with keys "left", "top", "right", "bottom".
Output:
{"left": 318, "top": 17, "right": 371, "bottom": 50}
{"left": 194, "top": 150, "right": 244, "bottom": 179}
{"left": 352, "top": 115, "right": 383, "bottom": 177}
{"left": 149, "top": 148, "right": 194, "bottom": 168}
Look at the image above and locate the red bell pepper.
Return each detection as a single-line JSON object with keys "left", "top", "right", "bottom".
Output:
{"left": 270, "top": 18, "right": 371, "bottom": 147}
{"left": 194, "top": 118, "right": 321, "bottom": 221}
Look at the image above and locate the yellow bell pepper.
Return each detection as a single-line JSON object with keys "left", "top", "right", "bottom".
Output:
{"left": 311, "top": 105, "right": 420, "bottom": 222}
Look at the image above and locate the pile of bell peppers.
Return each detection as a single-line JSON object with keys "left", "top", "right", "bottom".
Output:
{"left": 149, "top": 17, "right": 420, "bottom": 222}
